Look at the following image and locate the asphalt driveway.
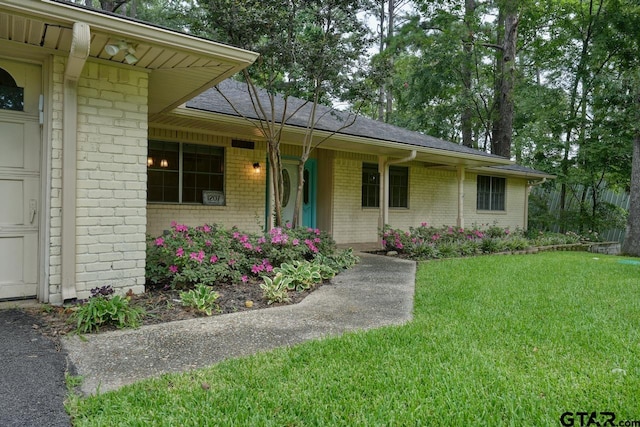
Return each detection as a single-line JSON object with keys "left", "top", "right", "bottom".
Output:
{"left": 0, "top": 309, "right": 71, "bottom": 427}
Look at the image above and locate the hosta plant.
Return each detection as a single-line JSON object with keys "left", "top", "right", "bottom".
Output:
{"left": 274, "top": 260, "right": 323, "bottom": 291}
{"left": 179, "top": 284, "right": 220, "bottom": 316}
{"left": 260, "top": 274, "right": 292, "bottom": 305}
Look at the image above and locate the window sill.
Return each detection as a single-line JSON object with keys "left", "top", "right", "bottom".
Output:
{"left": 476, "top": 210, "right": 506, "bottom": 214}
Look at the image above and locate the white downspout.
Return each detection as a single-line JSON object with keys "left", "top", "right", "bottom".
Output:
{"left": 381, "top": 150, "right": 416, "bottom": 230}
{"left": 525, "top": 177, "right": 547, "bottom": 230}
{"left": 61, "top": 22, "right": 90, "bottom": 301}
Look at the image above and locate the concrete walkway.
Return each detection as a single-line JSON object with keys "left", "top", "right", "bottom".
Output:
{"left": 63, "top": 253, "right": 416, "bottom": 396}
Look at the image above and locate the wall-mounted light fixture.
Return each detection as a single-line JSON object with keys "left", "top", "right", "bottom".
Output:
{"left": 147, "top": 157, "right": 154, "bottom": 167}
{"left": 160, "top": 159, "right": 169, "bottom": 168}
{"left": 253, "top": 162, "right": 261, "bottom": 173}
{"left": 104, "top": 40, "right": 139, "bottom": 64}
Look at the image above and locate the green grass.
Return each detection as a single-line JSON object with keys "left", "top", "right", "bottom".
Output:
{"left": 68, "top": 252, "right": 640, "bottom": 426}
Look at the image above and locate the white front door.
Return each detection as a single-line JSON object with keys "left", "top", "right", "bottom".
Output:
{"left": 280, "top": 160, "right": 317, "bottom": 228}
{"left": 281, "top": 162, "right": 298, "bottom": 226}
{"left": 0, "top": 60, "right": 41, "bottom": 300}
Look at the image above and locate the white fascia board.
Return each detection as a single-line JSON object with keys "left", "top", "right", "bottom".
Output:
{"left": 2, "top": 0, "right": 258, "bottom": 65}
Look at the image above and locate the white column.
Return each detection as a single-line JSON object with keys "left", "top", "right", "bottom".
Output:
{"left": 456, "top": 165, "right": 465, "bottom": 229}
{"left": 61, "top": 22, "right": 90, "bottom": 301}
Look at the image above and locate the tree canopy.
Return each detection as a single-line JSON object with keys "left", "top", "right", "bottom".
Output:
{"left": 78, "top": 0, "right": 638, "bottom": 250}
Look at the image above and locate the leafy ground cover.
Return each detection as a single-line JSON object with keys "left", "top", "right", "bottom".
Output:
{"left": 67, "top": 252, "right": 640, "bottom": 425}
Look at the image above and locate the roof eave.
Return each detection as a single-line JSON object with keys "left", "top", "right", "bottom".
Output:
{"left": 3, "top": 0, "right": 258, "bottom": 66}
{"left": 475, "top": 166, "right": 556, "bottom": 179}
{"left": 166, "top": 107, "right": 516, "bottom": 167}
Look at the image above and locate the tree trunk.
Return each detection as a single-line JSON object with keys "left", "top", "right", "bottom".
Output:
{"left": 492, "top": 3, "right": 517, "bottom": 159}
{"left": 268, "top": 146, "right": 283, "bottom": 227}
{"left": 385, "top": 0, "right": 395, "bottom": 123}
{"left": 622, "top": 132, "right": 640, "bottom": 256}
{"left": 490, "top": 6, "right": 504, "bottom": 154}
{"left": 461, "top": 0, "right": 475, "bottom": 148}
{"left": 377, "top": 1, "right": 385, "bottom": 122}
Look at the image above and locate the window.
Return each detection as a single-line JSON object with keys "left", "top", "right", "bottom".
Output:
{"left": 389, "top": 166, "right": 408, "bottom": 208}
{"left": 0, "top": 68, "right": 24, "bottom": 111}
{"left": 362, "top": 163, "right": 380, "bottom": 208}
{"left": 361, "top": 163, "right": 409, "bottom": 208}
{"left": 477, "top": 175, "right": 506, "bottom": 211}
{"left": 147, "top": 141, "right": 224, "bottom": 204}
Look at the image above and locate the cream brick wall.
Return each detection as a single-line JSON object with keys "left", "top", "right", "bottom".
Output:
{"left": 388, "top": 167, "right": 459, "bottom": 230}
{"left": 48, "top": 59, "right": 148, "bottom": 302}
{"left": 331, "top": 153, "right": 380, "bottom": 245}
{"left": 146, "top": 132, "right": 267, "bottom": 237}
{"left": 329, "top": 153, "right": 529, "bottom": 244}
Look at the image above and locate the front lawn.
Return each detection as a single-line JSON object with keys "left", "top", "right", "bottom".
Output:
{"left": 68, "top": 252, "right": 640, "bottom": 426}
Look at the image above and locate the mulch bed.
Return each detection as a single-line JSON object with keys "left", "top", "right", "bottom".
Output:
{"left": 25, "top": 280, "right": 322, "bottom": 339}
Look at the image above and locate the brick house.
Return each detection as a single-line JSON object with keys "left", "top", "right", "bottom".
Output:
{"left": 0, "top": 0, "right": 551, "bottom": 303}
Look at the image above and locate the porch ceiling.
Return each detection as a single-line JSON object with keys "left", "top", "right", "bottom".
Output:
{"left": 0, "top": 0, "right": 258, "bottom": 115}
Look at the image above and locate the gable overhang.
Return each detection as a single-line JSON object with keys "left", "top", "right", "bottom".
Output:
{"left": 0, "top": 0, "right": 259, "bottom": 115}
{"left": 154, "top": 107, "right": 516, "bottom": 169}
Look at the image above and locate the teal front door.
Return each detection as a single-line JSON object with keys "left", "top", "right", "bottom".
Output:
{"left": 302, "top": 159, "right": 317, "bottom": 228}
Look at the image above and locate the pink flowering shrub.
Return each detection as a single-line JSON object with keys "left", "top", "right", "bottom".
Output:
{"left": 146, "top": 222, "right": 336, "bottom": 289}
{"left": 381, "top": 223, "right": 528, "bottom": 259}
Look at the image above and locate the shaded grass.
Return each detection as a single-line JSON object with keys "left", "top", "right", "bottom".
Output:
{"left": 69, "top": 252, "right": 640, "bottom": 426}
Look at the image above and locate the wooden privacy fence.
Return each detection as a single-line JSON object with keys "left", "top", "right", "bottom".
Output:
{"left": 531, "top": 185, "right": 630, "bottom": 243}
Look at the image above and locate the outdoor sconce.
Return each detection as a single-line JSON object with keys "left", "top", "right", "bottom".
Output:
{"left": 160, "top": 159, "right": 169, "bottom": 168}
{"left": 253, "top": 162, "right": 261, "bottom": 173}
{"left": 147, "top": 157, "right": 154, "bottom": 167}
{"left": 104, "top": 40, "right": 139, "bottom": 64}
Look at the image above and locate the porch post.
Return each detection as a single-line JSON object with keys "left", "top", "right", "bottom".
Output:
{"left": 61, "top": 22, "right": 90, "bottom": 301}
{"left": 377, "top": 156, "right": 387, "bottom": 233}
{"left": 456, "top": 165, "right": 465, "bottom": 229}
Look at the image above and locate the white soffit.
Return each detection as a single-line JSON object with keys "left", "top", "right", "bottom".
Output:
{"left": 0, "top": 0, "right": 258, "bottom": 114}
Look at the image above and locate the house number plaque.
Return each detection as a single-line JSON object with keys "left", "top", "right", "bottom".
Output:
{"left": 202, "top": 191, "right": 225, "bottom": 206}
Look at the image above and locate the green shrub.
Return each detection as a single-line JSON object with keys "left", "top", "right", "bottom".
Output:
{"left": 413, "top": 242, "right": 440, "bottom": 259}
{"left": 437, "top": 242, "right": 460, "bottom": 258}
{"left": 179, "top": 284, "right": 220, "bottom": 316}
{"left": 260, "top": 274, "right": 292, "bottom": 305}
{"left": 505, "top": 236, "right": 531, "bottom": 251}
{"left": 274, "top": 260, "right": 323, "bottom": 291}
{"left": 458, "top": 240, "right": 481, "bottom": 257}
{"left": 481, "top": 237, "right": 506, "bottom": 254}
{"left": 531, "top": 231, "right": 581, "bottom": 246}
{"left": 314, "top": 248, "right": 359, "bottom": 274}
{"left": 381, "top": 222, "right": 595, "bottom": 260}
{"left": 70, "top": 291, "right": 144, "bottom": 333}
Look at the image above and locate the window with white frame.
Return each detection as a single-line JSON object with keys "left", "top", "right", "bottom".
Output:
{"left": 147, "top": 141, "right": 224, "bottom": 204}
{"left": 476, "top": 175, "right": 506, "bottom": 211}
